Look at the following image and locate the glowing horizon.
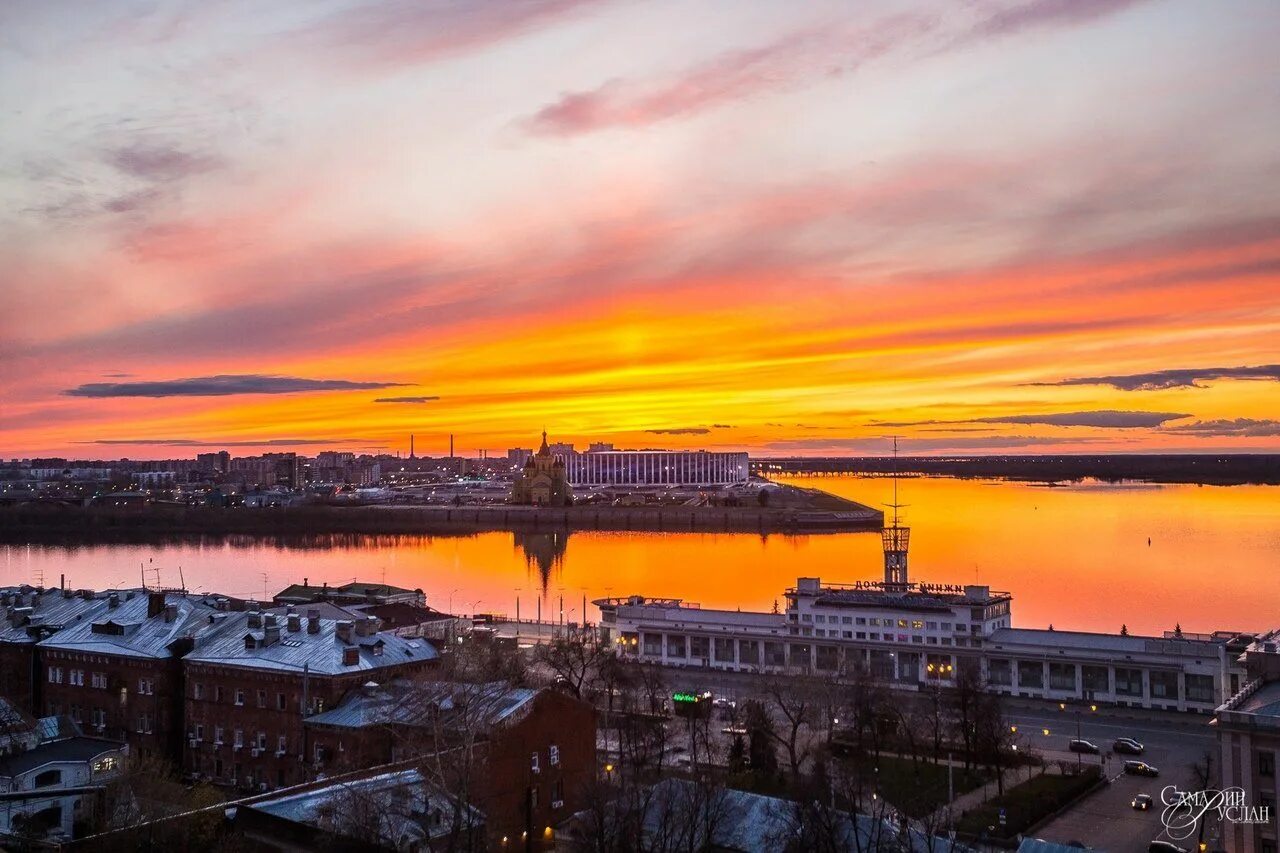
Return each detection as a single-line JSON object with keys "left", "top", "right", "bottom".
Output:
{"left": 2, "top": 0, "right": 1279, "bottom": 460}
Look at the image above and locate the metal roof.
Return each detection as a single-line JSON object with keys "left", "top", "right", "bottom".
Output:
{"left": 185, "top": 612, "right": 437, "bottom": 675}
{"left": 37, "top": 592, "right": 230, "bottom": 659}
{"left": 0, "top": 587, "right": 117, "bottom": 644}
{"left": 307, "top": 680, "right": 537, "bottom": 730}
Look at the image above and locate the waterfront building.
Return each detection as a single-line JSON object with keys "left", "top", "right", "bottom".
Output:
{"left": 595, "top": 514, "right": 1251, "bottom": 713}
{"left": 510, "top": 432, "right": 572, "bottom": 506}
{"left": 507, "top": 448, "right": 533, "bottom": 468}
{"left": 563, "top": 449, "right": 749, "bottom": 487}
{"left": 1214, "top": 630, "right": 1280, "bottom": 853}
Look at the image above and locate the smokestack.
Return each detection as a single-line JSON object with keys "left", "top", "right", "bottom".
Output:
{"left": 449, "top": 434, "right": 454, "bottom": 458}
{"left": 410, "top": 434, "right": 415, "bottom": 459}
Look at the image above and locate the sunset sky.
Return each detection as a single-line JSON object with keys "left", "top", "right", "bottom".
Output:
{"left": 2, "top": 0, "right": 1278, "bottom": 459}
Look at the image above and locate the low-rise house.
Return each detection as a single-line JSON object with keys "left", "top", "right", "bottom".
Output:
{"left": 230, "top": 766, "right": 484, "bottom": 852}
{"left": 0, "top": 707, "right": 126, "bottom": 843}
{"left": 183, "top": 605, "right": 438, "bottom": 792}
{"left": 305, "top": 680, "right": 597, "bottom": 850}
{"left": 273, "top": 580, "right": 425, "bottom": 608}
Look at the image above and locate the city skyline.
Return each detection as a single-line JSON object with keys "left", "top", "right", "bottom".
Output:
{"left": 4, "top": 0, "right": 1280, "bottom": 460}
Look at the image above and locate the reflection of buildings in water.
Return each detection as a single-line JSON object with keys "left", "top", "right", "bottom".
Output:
{"left": 513, "top": 530, "right": 570, "bottom": 593}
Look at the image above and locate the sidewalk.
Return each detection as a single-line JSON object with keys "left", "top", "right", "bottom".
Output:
{"left": 925, "top": 762, "right": 1058, "bottom": 828}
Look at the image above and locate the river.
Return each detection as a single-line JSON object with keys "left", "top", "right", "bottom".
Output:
{"left": 2, "top": 476, "right": 1275, "bottom": 635}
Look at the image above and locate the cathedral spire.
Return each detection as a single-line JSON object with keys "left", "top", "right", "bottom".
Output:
{"left": 539, "top": 429, "right": 549, "bottom": 454}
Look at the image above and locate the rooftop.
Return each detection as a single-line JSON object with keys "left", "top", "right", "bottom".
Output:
{"left": 37, "top": 591, "right": 230, "bottom": 659}
{"left": 246, "top": 767, "right": 480, "bottom": 844}
{"left": 307, "top": 680, "right": 538, "bottom": 730}
{"left": 989, "top": 627, "right": 1227, "bottom": 657}
{"left": 1, "top": 586, "right": 116, "bottom": 644}
{"left": 0, "top": 736, "right": 124, "bottom": 778}
{"left": 185, "top": 610, "right": 437, "bottom": 675}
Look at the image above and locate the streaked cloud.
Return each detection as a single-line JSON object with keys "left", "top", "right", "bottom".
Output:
{"left": 874, "top": 410, "right": 1191, "bottom": 429}
{"left": 646, "top": 428, "right": 711, "bottom": 435}
{"left": 1160, "top": 418, "right": 1280, "bottom": 437}
{"left": 372, "top": 395, "right": 441, "bottom": 404}
{"left": 78, "top": 438, "right": 379, "bottom": 447}
{"left": 64, "top": 375, "right": 409, "bottom": 398}
{"left": 1030, "top": 365, "right": 1280, "bottom": 391}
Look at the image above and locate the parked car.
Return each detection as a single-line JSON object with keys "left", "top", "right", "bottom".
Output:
{"left": 1114, "top": 737, "right": 1146, "bottom": 755}
{"left": 1069, "top": 739, "right": 1101, "bottom": 754}
{"left": 1124, "top": 760, "right": 1160, "bottom": 777}
{"left": 1132, "top": 793, "right": 1153, "bottom": 811}
{"left": 1148, "top": 841, "right": 1187, "bottom": 853}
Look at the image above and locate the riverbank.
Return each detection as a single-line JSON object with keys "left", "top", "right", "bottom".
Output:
{"left": 0, "top": 499, "right": 884, "bottom": 545}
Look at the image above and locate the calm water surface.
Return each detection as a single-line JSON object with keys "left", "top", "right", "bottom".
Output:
{"left": 3, "top": 476, "right": 1276, "bottom": 635}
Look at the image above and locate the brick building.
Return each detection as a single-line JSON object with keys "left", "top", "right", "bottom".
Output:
{"left": 182, "top": 605, "right": 438, "bottom": 793}
{"left": 1, "top": 587, "right": 112, "bottom": 717}
{"left": 273, "top": 579, "right": 425, "bottom": 608}
{"left": 305, "top": 680, "right": 597, "bottom": 849}
{"left": 36, "top": 590, "right": 232, "bottom": 763}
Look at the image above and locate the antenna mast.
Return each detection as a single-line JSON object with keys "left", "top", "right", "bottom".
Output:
{"left": 882, "top": 437, "right": 911, "bottom": 590}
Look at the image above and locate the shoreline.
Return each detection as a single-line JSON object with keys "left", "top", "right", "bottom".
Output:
{"left": 0, "top": 501, "right": 885, "bottom": 546}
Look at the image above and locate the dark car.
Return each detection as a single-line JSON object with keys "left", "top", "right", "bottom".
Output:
{"left": 1125, "top": 760, "right": 1160, "bottom": 777}
{"left": 1069, "top": 739, "right": 1101, "bottom": 754}
{"left": 1132, "top": 793, "right": 1153, "bottom": 811}
{"left": 1148, "top": 841, "right": 1187, "bottom": 853}
{"left": 1114, "top": 737, "right": 1146, "bottom": 755}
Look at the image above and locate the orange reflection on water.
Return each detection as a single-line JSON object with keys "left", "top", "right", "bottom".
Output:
{"left": 4, "top": 477, "right": 1276, "bottom": 635}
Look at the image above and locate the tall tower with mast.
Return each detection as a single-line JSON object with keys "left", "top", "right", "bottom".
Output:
{"left": 882, "top": 436, "right": 910, "bottom": 590}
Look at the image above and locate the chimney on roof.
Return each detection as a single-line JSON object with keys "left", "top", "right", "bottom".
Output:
{"left": 342, "top": 647, "right": 359, "bottom": 666}
{"left": 62, "top": 587, "right": 73, "bottom": 599}
{"left": 354, "top": 616, "right": 375, "bottom": 637}
{"left": 80, "top": 589, "right": 94, "bottom": 601}
{"left": 336, "top": 620, "right": 354, "bottom": 644}
{"left": 108, "top": 592, "right": 119, "bottom": 609}
{"left": 164, "top": 603, "right": 177, "bottom": 623}
{"left": 148, "top": 592, "right": 165, "bottom": 618}
{"left": 287, "top": 613, "right": 301, "bottom": 632}
{"left": 264, "top": 622, "right": 281, "bottom": 646}
{"left": 247, "top": 612, "right": 262, "bottom": 629}
{"left": 307, "top": 608, "right": 321, "bottom": 634}
{"left": 125, "top": 590, "right": 135, "bottom": 601}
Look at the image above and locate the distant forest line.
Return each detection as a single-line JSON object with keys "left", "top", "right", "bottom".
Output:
{"left": 755, "top": 454, "right": 1280, "bottom": 485}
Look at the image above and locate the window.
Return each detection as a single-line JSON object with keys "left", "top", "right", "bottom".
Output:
{"left": 689, "top": 636, "right": 709, "bottom": 659}
{"left": 70, "top": 669, "right": 84, "bottom": 686}
{"left": 195, "top": 724, "right": 204, "bottom": 741}
{"left": 214, "top": 726, "right": 224, "bottom": 745}
{"left": 1259, "top": 751, "right": 1275, "bottom": 777}
{"left": 1049, "top": 663, "right": 1076, "bottom": 691}
{"left": 843, "top": 631, "right": 853, "bottom": 639}
{"left": 70, "top": 704, "right": 82, "bottom": 722}
{"left": 926, "top": 622, "right": 937, "bottom": 630}
{"left": 1186, "top": 674, "right": 1214, "bottom": 704}
{"left": 941, "top": 622, "right": 951, "bottom": 630}
{"left": 137, "top": 712, "right": 153, "bottom": 734}
{"left": 1082, "top": 666, "right": 1109, "bottom": 693}
{"left": 842, "top": 616, "right": 852, "bottom": 625}
{"left": 531, "top": 752, "right": 540, "bottom": 773}
{"left": 856, "top": 632, "right": 866, "bottom": 640}
{"left": 738, "top": 640, "right": 760, "bottom": 665}
{"left": 815, "top": 615, "right": 825, "bottom": 623}
{"left": 911, "top": 636, "right": 923, "bottom": 644}
{"left": 553, "top": 778, "right": 564, "bottom": 803}
{"left": 193, "top": 682, "right": 204, "bottom": 700}
{"left": 714, "top": 637, "right": 734, "bottom": 663}
{"left": 234, "top": 729, "right": 244, "bottom": 748}
{"left": 1150, "top": 671, "right": 1179, "bottom": 700}
{"left": 33, "top": 769, "right": 63, "bottom": 788}
{"left": 530, "top": 785, "right": 539, "bottom": 808}
{"left": 869, "top": 632, "right": 879, "bottom": 640}
{"left": 666, "top": 634, "right": 686, "bottom": 658}
{"left": 234, "top": 689, "right": 245, "bottom": 706}
{"left": 91, "top": 708, "right": 105, "bottom": 728}
{"left": 92, "top": 672, "right": 107, "bottom": 689}
{"left": 1017, "top": 661, "right": 1044, "bottom": 689}
{"left": 277, "top": 735, "right": 287, "bottom": 755}
{"left": 897, "top": 619, "right": 908, "bottom": 629}
{"left": 856, "top": 617, "right": 866, "bottom": 625}
{"left": 277, "top": 693, "right": 286, "bottom": 711}
{"left": 550, "top": 744, "right": 560, "bottom": 765}
{"left": 911, "top": 620, "right": 924, "bottom": 629}
{"left": 988, "top": 659, "right": 1012, "bottom": 686}
{"left": 138, "top": 678, "right": 153, "bottom": 695}
{"left": 801, "top": 614, "right": 812, "bottom": 622}
{"left": 214, "top": 685, "right": 224, "bottom": 702}
{"left": 257, "top": 689, "right": 266, "bottom": 708}
{"left": 48, "top": 667, "right": 63, "bottom": 684}
{"left": 257, "top": 731, "right": 267, "bottom": 750}
{"left": 1114, "top": 667, "right": 1143, "bottom": 697}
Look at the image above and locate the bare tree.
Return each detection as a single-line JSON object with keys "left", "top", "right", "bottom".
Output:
{"left": 536, "top": 633, "right": 616, "bottom": 700}
{"left": 764, "top": 679, "right": 816, "bottom": 781}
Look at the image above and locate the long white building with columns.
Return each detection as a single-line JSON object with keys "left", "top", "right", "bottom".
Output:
{"left": 594, "top": 519, "right": 1256, "bottom": 713}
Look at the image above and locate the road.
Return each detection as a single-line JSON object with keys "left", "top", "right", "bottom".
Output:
{"left": 656, "top": 667, "right": 1221, "bottom": 851}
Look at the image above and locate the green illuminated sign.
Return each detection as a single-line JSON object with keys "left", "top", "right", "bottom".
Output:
{"left": 672, "top": 692, "right": 700, "bottom": 703}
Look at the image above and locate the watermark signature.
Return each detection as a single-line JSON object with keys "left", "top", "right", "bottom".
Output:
{"left": 1160, "top": 786, "right": 1272, "bottom": 841}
